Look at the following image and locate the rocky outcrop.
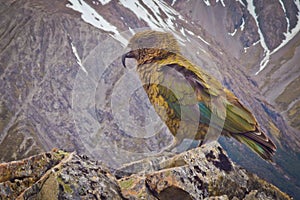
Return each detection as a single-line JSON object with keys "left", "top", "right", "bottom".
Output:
{"left": 0, "top": 149, "right": 124, "bottom": 200}
{"left": 0, "top": 149, "right": 67, "bottom": 199}
{"left": 0, "top": 143, "right": 291, "bottom": 199}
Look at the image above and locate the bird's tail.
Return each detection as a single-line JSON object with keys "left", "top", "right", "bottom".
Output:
{"left": 230, "top": 129, "right": 276, "bottom": 161}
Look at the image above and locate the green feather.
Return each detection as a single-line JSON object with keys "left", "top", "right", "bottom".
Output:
{"left": 232, "top": 134, "right": 271, "bottom": 160}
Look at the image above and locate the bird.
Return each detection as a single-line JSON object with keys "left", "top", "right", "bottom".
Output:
{"left": 121, "top": 30, "right": 276, "bottom": 161}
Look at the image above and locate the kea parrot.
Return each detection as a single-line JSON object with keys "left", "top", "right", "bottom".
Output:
{"left": 121, "top": 30, "right": 276, "bottom": 161}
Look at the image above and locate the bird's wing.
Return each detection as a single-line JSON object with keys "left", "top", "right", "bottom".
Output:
{"left": 156, "top": 61, "right": 276, "bottom": 160}
{"left": 158, "top": 59, "right": 258, "bottom": 134}
{"left": 155, "top": 63, "right": 201, "bottom": 124}
{"left": 156, "top": 60, "right": 225, "bottom": 130}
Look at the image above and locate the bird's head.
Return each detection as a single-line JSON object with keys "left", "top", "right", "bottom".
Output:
{"left": 122, "top": 31, "right": 180, "bottom": 68}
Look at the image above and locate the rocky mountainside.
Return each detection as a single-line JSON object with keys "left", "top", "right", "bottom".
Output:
{"left": 0, "top": 144, "right": 292, "bottom": 200}
{"left": 0, "top": 0, "right": 299, "bottom": 198}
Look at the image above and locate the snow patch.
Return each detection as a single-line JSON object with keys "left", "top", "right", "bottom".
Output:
{"left": 66, "top": 0, "right": 127, "bottom": 45}
{"left": 92, "top": 1, "right": 99, "bottom": 5}
{"left": 253, "top": 40, "right": 260, "bottom": 46}
{"left": 129, "top": 27, "right": 135, "bottom": 35}
{"left": 180, "top": 28, "right": 191, "bottom": 42}
{"left": 246, "top": 0, "right": 270, "bottom": 75}
{"left": 180, "top": 28, "right": 190, "bottom": 42}
{"left": 119, "top": 0, "right": 175, "bottom": 30}
{"left": 180, "top": 28, "right": 186, "bottom": 37}
{"left": 197, "top": 35, "right": 210, "bottom": 45}
{"left": 272, "top": 0, "right": 300, "bottom": 54}
{"left": 229, "top": 17, "right": 245, "bottom": 36}
{"left": 185, "top": 29, "right": 195, "bottom": 36}
{"left": 237, "top": 0, "right": 245, "bottom": 7}
{"left": 228, "top": 28, "right": 237, "bottom": 36}
{"left": 98, "top": 0, "right": 111, "bottom": 5}
{"left": 247, "top": 0, "right": 300, "bottom": 75}
{"left": 279, "top": 0, "right": 290, "bottom": 32}
{"left": 240, "top": 17, "right": 245, "bottom": 31}
{"left": 171, "top": 0, "right": 176, "bottom": 6}
{"left": 119, "top": 0, "right": 185, "bottom": 43}
{"left": 70, "top": 38, "right": 88, "bottom": 74}
{"left": 203, "top": 0, "right": 211, "bottom": 6}
{"left": 216, "top": 0, "right": 226, "bottom": 7}
{"left": 243, "top": 39, "right": 260, "bottom": 53}
{"left": 221, "top": 0, "right": 226, "bottom": 7}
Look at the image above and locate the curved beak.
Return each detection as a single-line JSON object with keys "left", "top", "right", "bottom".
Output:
{"left": 122, "top": 51, "right": 136, "bottom": 68}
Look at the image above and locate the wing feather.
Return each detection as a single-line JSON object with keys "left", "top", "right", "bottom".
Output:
{"left": 160, "top": 62, "right": 258, "bottom": 134}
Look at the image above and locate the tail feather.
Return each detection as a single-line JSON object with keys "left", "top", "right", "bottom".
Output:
{"left": 230, "top": 130, "right": 276, "bottom": 161}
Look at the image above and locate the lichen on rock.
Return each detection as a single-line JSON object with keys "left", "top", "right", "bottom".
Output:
{"left": 0, "top": 143, "right": 292, "bottom": 199}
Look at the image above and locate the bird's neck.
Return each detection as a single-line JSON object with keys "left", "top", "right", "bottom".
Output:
{"left": 136, "top": 50, "right": 175, "bottom": 85}
{"left": 136, "top": 60, "right": 165, "bottom": 87}
{"left": 137, "top": 49, "right": 173, "bottom": 65}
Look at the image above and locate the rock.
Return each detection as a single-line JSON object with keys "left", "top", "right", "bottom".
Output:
{"left": 0, "top": 149, "right": 123, "bottom": 200}
{"left": 0, "top": 149, "right": 67, "bottom": 199}
{"left": 117, "top": 142, "right": 291, "bottom": 200}
{"left": 0, "top": 144, "right": 291, "bottom": 199}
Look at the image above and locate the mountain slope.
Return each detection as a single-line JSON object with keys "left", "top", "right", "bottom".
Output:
{"left": 0, "top": 0, "right": 299, "bottom": 198}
